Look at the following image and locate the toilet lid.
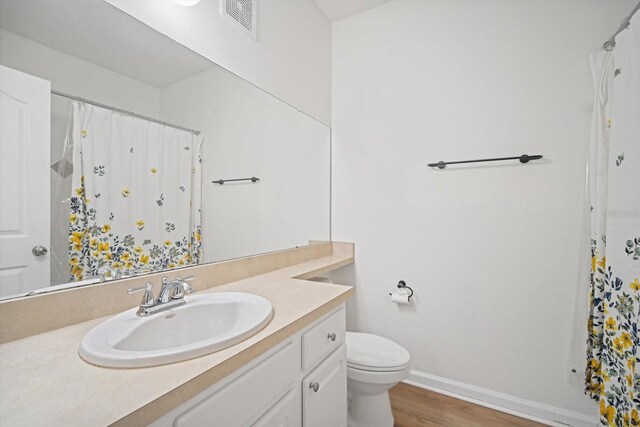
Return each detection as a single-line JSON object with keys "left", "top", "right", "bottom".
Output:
{"left": 346, "top": 332, "right": 410, "bottom": 371}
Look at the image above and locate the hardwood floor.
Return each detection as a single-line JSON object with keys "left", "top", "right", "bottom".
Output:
{"left": 389, "top": 383, "right": 545, "bottom": 427}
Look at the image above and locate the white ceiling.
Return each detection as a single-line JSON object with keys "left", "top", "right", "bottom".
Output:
{"left": 0, "top": 0, "right": 213, "bottom": 88}
{"left": 313, "top": 0, "right": 392, "bottom": 22}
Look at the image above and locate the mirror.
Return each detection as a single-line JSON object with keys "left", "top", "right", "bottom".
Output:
{"left": 0, "top": 0, "right": 330, "bottom": 300}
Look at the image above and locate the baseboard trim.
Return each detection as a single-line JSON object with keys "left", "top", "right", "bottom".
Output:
{"left": 404, "top": 370, "right": 597, "bottom": 427}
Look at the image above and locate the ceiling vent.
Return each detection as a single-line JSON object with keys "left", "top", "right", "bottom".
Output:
{"left": 222, "top": 0, "right": 257, "bottom": 40}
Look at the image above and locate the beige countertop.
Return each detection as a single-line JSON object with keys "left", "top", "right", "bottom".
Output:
{"left": 0, "top": 251, "right": 354, "bottom": 426}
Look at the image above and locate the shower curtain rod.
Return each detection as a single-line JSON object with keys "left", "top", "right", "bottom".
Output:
{"left": 51, "top": 89, "right": 201, "bottom": 135}
{"left": 603, "top": 1, "right": 640, "bottom": 51}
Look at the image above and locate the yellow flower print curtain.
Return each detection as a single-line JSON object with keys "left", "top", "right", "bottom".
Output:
{"left": 68, "top": 101, "right": 202, "bottom": 281}
{"left": 586, "top": 14, "right": 640, "bottom": 426}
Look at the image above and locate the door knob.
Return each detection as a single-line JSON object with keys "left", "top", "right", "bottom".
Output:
{"left": 309, "top": 382, "right": 320, "bottom": 392}
{"left": 32, "top": 246, "right": 48, "bottom": 256}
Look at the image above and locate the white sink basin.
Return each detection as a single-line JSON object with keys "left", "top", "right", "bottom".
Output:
{"left": 79, "top": 292, "right": 273, "bottom": 368}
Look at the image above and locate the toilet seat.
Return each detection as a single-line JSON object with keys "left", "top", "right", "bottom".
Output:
{"left": 346, "top": 332, "right": 410, "bottom": 372}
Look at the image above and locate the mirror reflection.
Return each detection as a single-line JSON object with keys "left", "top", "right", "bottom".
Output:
{"left": 0, "top": 0, "right": 330, "bottom": 300}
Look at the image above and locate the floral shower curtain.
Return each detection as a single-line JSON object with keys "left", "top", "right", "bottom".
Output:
{"left": 585, "top": 13, "right": 640, "bottom": 426}
{"left": 68, "top": 101, "right": 202, "bottom": 281}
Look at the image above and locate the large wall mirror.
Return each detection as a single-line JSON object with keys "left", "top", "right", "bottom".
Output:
{"left": 0, "top": 0, "right": 330, "bottom": 300}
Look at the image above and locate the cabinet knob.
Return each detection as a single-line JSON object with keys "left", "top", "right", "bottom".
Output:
{"left": 327, "top": 332, "right": 336, "bottom": 342}
{"left": 309, "top": 382, "right": 320, "bottom": 392}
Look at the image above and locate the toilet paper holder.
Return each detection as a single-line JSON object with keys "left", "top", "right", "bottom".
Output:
{"left": 389, "top": 280, "right": 413, "bottom": 301}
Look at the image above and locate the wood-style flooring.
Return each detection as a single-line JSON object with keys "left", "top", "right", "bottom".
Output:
{"left": 389, "top": 383, "right": 546, "bottom": 427}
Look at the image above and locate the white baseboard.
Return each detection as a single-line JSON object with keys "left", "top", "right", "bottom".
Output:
{"left": 404, "top": 370, "right": 597, "bottom": 427}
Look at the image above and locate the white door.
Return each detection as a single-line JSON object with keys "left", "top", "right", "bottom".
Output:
{"left": 0, "top": 65, "right": 51, "bottom": 298}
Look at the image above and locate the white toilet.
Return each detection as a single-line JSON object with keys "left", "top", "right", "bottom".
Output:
{"left": 346, "top": 332, "right": 411, "bottom": 427}
{"left": 307, "top": 277, "right": 411, "bottom": 426}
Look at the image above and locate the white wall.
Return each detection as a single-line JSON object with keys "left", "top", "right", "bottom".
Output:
{"left": 159, "top": 64, "right": 330, "bottom": 263}
{"left": 0, "top": 29, "right": 161, "bottom": 119}
{"left": 331, "top": 0, "right": 635, "bottom": 421}
{"left": 106, "top": 0, "right": 332, "bottom": 126}
{"left": 0, "top": 29, "right": 161, "bottom": 286}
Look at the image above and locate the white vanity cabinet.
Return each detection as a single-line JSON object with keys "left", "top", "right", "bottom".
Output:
{"left": 152, "top": 304, "right": 347, "bottom": 427}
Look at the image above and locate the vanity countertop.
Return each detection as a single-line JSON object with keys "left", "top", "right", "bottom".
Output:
{"left": 0, "top": 250, "right": 354, "bottom": 426}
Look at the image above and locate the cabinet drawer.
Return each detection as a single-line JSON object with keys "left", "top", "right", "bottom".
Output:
{"left": 301, "top": 308, "right": 345, "bottom": 371}
{"left": 175, "top": 343, "right": 295, "bottom": 427}
{"left": 302, "top": 345, "right": 347, "bottom": 427}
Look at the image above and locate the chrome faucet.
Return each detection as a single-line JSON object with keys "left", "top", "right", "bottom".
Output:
{"left": 128, "top": 275, "right": 195, "bottom": 316}
{"left": 158, "top": 276, "right": 196, "bottom": 303}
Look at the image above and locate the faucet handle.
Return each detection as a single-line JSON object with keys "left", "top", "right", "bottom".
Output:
{"left": 128, "top": 283, "right": 155, "bottom": 308}
{"left": 175, "top": 276, "right": 196, "bottom": 294}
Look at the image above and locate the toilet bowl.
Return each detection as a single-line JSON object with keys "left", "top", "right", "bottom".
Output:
{"left": 346, "top": 332, "right": 411, "bottom": 427}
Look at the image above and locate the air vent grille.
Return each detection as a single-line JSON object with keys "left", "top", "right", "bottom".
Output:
{"left": 224, "top": 0, "right": 256, "bottom": 38}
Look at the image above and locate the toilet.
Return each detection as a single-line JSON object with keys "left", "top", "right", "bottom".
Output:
{"left": 346, "top": 332, "right": 411, "bottom": 427}
{"left": 307, "top": 277, "right": 411, "bottom": 426}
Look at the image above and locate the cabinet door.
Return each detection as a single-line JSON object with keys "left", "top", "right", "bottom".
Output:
{"left": 174, "top": 343, "right": 295, "bottom": 427}
{"left": 253, "top": 389, "right": 299, "bottom": 427}
{"left": 302, "top": 345, "right": 347, "bottom": 427}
